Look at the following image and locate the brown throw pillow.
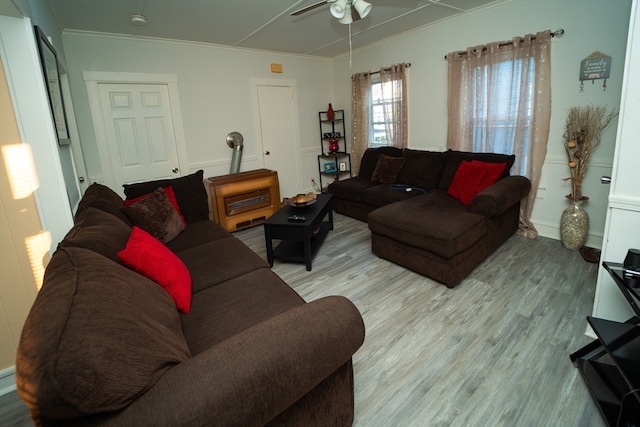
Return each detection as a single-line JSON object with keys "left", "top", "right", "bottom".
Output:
{"left": 121, "top": 188, "right": 185, "bottom": 243}
{"left": 122, "top": 170, "right": 208, "bottom": 224}
{"left": 371, "top": 154, "right": 406, "bottom": 184}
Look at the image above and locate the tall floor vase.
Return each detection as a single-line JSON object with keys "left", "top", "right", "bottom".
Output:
{"left": 560, "top": 200, "right": 589, "bottom": 250}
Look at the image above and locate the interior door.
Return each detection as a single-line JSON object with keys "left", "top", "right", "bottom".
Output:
{"left": 256, "top": 84, "right": 300, "bottom": 199}
{"left": 97, "top": 83, "right": 181, "bottom": 189}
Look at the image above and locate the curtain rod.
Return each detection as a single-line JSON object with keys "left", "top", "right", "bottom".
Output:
{"left": 369, "top": 63, "right": 412, "bottom": 75}
{"left": 443, "top": 29, "right": 564, "bottom": 60}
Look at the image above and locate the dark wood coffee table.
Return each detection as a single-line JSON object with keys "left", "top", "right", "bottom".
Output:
{"left": 263, "top": 193, "right": 333, "bottom": 271}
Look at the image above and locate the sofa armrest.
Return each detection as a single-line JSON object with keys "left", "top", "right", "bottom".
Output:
{"left": 97, "top": 296, "right": 365, "bottom": 426}
{"left": 469, "top": 176, "right": 531, "bottom": 217}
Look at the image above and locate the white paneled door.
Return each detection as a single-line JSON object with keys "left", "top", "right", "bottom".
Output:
{"left": 97, "top": 83, "right": 181, "bottom": 188}
{"left": 255, "top": 82, "right": 300, "bottom": 199}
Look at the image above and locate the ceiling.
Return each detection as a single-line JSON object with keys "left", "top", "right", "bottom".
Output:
{"left": 45, "top": 0, "right": 501, "bottom": 58}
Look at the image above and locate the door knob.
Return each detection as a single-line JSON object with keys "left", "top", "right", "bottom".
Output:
{"left": 172, "top": 168, "right": 179, "bottom": 174}
{"left": 265, "top": 151, "right": 270, "bottom": 155}
{"left": 601, "top": 176, "right": 611, "bottom": 184}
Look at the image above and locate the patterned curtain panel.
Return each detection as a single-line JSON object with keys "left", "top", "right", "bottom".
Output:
{"left": 351, "top": 72, "right": 372, "bottom": 176}
{"left": 379, "top": 63, "right": 409, "bottom": 149}
{"left": 446, "top": 31, "right": 552, "bottom": 238}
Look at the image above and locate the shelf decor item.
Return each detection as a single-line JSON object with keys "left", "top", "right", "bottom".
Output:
{"left": 324, "top": 162, "right": 336, "bottom": 173}
{"left": 317, "top": 108, "right": 350, "bottom": 191}
{"left": 327, "top": 103, "right": 335, "bottom": 120}
{"left": 560, "top": 104, "right": 617, "bottom": 250}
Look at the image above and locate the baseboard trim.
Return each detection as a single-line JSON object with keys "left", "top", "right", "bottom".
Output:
{"left": 531, "top": 219, "right": 603, "bottom": 249}
{"left": 0, "top": 366, "right": 16, "bottom": 396}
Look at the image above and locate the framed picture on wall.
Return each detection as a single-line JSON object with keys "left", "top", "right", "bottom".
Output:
{"left": 35, "top": 26, "right": 71, "bottom": 145}
{"left": 338, "top": 161, "right": 347, "bottom": 171}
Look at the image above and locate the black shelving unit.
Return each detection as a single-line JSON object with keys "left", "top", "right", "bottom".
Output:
{"left": 570, "top": 261, "right": 640, "bottom": 426}
{"left": 317, "top": 109, "right": 351, "bottom": 192}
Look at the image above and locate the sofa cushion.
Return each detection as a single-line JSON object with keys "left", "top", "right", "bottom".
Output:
{"left": 60, "top": 207, "right": 131, "bottom": 263}
{"left": 439, "top": 150, "right": 515, "bottom": 190}
{"left": 16, "top": 247, "right": 191, "bottom": 419}
{"left": 361, "top": 184, "right": 423, "bottom": 208}
{"left": 367, "top": 190, "right": 486, "bottom": 259}
{"left": 358, "top": 147, "right": 403, "bottom": 179}
{"left": 395, "top": 149, "right": 449, "bottom": 190}
{"left": 175, "top": 235, "right": 269, "bottom": 293}
{"left": 327, "top": 176, "right": 379, "bottom": 203}
{"left": 166, "top": 219, "right": 232, "bottom": 252}
{"left": 123, "top": 170, "right": 208, "bottom": 224}
{"left": 118, "top": 226, "right": 192, "bottom": 313}
{"left": 121, "top": 187, "right": 186, "bottom": 243}
{"left": 75, "top": 183, "right": 132, "bottom": 225}
{"left": 124, "top": 185, "right": 186, "bottom": 225}
{"left": 370, "top": 154, "right": 406, "bottom": 184}
{"left": 180, "top": 268, "right": 305, "bottom": 354}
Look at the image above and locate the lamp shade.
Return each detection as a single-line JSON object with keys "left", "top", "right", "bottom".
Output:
{"left": 353, "top": 0, "right": 372, "bottom": 18}
{"left": 339, "top": 10, "right": 353, "bottom": 24}
{"left": 330, "top": 0, "right": 348, "bottom": 18}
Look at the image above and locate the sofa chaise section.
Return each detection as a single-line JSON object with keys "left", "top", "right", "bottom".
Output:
{"left": 329, "top": 148, "right": 531, "bottom": 287}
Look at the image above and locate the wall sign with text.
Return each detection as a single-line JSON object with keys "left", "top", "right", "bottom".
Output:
{"left": 579, "top": 51, "right": 611, "bottom": 92}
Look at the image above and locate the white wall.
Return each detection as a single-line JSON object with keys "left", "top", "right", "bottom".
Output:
{"left": 62, "top": 33, "right": 335, "bottom": 194}
{"left": 331, "top": 0, "right": 632, "bottom": 248}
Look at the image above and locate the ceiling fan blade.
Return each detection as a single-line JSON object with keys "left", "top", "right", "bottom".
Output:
{"left": 352, "top": 7, "right": 361, "bottom": 21}
{"left": 291, "top": 1, "right": 329, "bottom": 16}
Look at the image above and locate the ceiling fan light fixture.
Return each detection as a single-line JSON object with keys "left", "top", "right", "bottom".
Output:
{"left": 339, "top": 11, "right": 353, "bottom": 24}
{"left": 330, "top": 0, "right": 348, "bottom": 19}
{"left": 353, "top": 0, "right": 372, "bottom": 19}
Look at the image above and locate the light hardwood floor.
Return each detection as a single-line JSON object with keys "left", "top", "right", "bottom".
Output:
{"left": 235, "top": 213, "right": 604, "bottom": 427}
{"left": 1, "top": 213, "right": 604, "bottom": 426}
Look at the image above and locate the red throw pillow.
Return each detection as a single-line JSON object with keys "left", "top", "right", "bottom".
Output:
{"left": 447, "top": 160, "right": 487, "bottom": 205}
{"left": 448, "top": 160, "right": 508, "bottom": 205}
{"left": 475, "top": 161, "right": 507, "bottom": 193}
{"left": 124, "top": 186, "right": 186, "bottom": 225}
{"left": 118, "top": 227, "right": 192, "bottom": 313}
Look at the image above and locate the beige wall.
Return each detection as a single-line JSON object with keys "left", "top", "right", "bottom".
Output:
{"left": 0, "top": 57, "right": 49, "bottom": 372}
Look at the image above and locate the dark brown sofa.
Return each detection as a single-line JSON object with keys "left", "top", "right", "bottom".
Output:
{"left": 328, "top": 148, "right": 531, "bottom": 287}
{"left": 16, "top": 171, "right": 365, "bottom": 426}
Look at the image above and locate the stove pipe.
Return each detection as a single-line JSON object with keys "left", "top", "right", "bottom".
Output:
{"left": 226, "top": 132, "right": 244, "bottom": 174}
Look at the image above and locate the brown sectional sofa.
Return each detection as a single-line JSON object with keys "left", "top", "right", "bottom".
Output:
{"left": 328, "top": 148, "right": 531, "bottom": 287}
{"left": 16, "top": 171, "right": 365, "bottom": 426}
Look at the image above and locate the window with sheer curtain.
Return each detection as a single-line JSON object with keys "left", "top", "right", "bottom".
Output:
{"left": 446, "top": 31, "right": 552, "bottom": 238}
{"left": 351, "top": 63, "right": 409, "bottom": 174}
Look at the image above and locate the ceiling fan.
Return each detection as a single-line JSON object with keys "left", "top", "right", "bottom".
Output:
{"left": 291, "top": 0, "right": 372, "bottom": 24}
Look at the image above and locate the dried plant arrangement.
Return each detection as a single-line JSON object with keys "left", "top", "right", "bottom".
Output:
{"left": 562, "top": 105, "right": 618, "bottom": 200}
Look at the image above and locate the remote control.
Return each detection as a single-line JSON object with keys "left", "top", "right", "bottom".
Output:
{"left": 288, "top": 215, "right": 306, "bottom": 222}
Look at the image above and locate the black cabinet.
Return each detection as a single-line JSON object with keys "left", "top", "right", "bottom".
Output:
{"left": 570, "top": 262, "right": 640, "bottom": 426}
{"left": 317, "top": 109, "right": 351, "bottom": 191}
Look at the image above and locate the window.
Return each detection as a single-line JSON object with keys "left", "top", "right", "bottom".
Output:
{"left": 469, "top": 59, "right": 535, "bottom": 174}
{"left": 369, "top": 78, "right": 403, "bottom": 147}
{"left": 446, "top": 31, "right": 552, "bottom": 237}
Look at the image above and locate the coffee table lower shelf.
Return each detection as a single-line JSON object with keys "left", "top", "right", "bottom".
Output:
{"left": 272, "top": 223, "right": 331, "bottom": 266}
